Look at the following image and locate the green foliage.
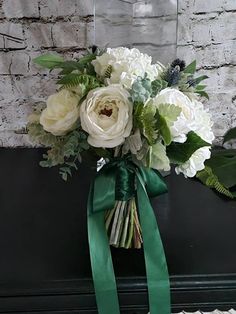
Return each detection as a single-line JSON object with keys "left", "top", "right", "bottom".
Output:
{"left": 223, "top": 127, "right": 236, "bottom": 143}
{"left": 174, "top": 60, "right": 209, "bottom": 99}
{"left": 130, "top": 75, "right": 152, "bottom": 103}
{"left": 183, "top": 60, "right": 196, "bottom": 74}
{"left": 167, "top": 131, "right": 211, "bottom": 164}
{"left": 28, "top": 122, "right": 89, "bottom": 181}
{"left": 58, "top": 74, "right": 102, "bottom": 96}
{"left": 155, "top": 109, "right": 171, "bottom": 146}
{"left": 151, "top": 79, "right": 168, "bottom": 97}
{"left": 93, "top": 147, "right": 112, "bottom": 159}
{"left": 33, "top": 54, "right": 64, "bottom": 69}
{"left": 131, "top": 75, "right": 168, "bottom": 103}
{"left": 196, "top": 166, "right": 235, "bottom": 199}
{"left": 33, "top": 52, "right": 97, "bottom": 75}
{"left": 157, "top": 103, "right": 181, "bottom": 127}
{"left": 134, "top": 102, "right": 158, "bottom": 145}
{"left": 28, "top": 122, "right": 60, "bottom": 147}
{"left": 205, "top": 149, "right": 236, "bottom": 189}
{"left": 149, "top": 141, "right": 170, "bottom": 171}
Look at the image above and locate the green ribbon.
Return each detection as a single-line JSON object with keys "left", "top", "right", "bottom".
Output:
{"left": 87, "top": 157, "right": 170, "bottom": 314}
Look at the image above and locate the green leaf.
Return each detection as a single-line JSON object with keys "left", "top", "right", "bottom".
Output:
{"left": 184, "top": 60, "right": 196, "bottom": 74}
{"left": 194, "top": 75, "right": 209, "bottom": 84}
{"left": 151, "top": 79, "right": 168, "bottom": 97}
{"left": 195, "top": 90, "right": 209, "bottom": 99}
{"left": 58, "top": 61, "right": 84, "bottom": 74}
{"left": 157, "top": 103, "right": 181, "bottom": 127}
{"left": 155, "top": 110, "right": 172, "bottom": 146}
{"left": 142, "top": 104, "right": 158, "bottom": 145}
{"left": 149, "top": 141, "right": 171, "bottom": 171}
{"left": 223, "top": 127, "right": 236, "bottom": 143}
{"left": 167, "top": 131, "right": 211, "bottom": 164}
{"left": 93, "top": 148, "right": 112, "bottom": 159}
{"left": 33, "top": 54, "right": 64, "bottom": 69}
{"left": 76, "top": 53, "right": 96, "bottom": 67}
{"left": 205, "top": 149, "right": 236, "bottom": 188}
{"left": 195, "top": 84, "right": 207, "bottom": 90}
{"left": 134, "top": 102, "right": 158, "bottom": 145}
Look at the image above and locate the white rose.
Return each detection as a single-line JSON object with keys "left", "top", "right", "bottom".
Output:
{"left": 153, "top": 88, "right": 195, "bottom": 143}
{"left": 80, "top": 84, "right": 133, "bottom": 148}
{"left": 92, "top": 47, "right": 163, "bottom": 89}
{"left": 40, "top": 89, "right": 80, "bottom": 136}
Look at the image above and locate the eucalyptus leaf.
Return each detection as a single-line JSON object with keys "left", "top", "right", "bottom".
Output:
{"left": 167, "top": 131, "right": 211, "bottom": 164}
{"left": 223, "top": 127, "right": 236, "bottom": 143}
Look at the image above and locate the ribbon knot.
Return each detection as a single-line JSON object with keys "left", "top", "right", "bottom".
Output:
{"left": 92, "top": 157, "right": 168, "bottom": 215}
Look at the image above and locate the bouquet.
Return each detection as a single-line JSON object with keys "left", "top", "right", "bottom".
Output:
{"left": 28, "top": 46, "right": 214, "bottom": 314}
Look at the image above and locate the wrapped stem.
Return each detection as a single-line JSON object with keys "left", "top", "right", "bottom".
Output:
{"left": 105, "top": 198, "right": 143, "bottom": 249}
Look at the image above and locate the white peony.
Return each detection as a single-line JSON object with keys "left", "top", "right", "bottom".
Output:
{"left": 175, "top": 100, "right": 214, "bottom": 177}
{"left": 175, "top": 147, "right": 211, "bottom": 178}
{"left": 153, "top": 88, "right": 195, "bottom": 143}
{"left": 92, "top": 47, "right": 163, "bottom": 89}
{"left": 191, "top": 100, "right": 215, "bottom": 143}
{"left": 40, "top": 89, "right": 80, "bottom": 136}
{"left": 80, "top": 84, "right": 133, "bottom": 148}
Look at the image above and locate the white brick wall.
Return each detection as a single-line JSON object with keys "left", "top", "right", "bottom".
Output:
{"left": 0, "top": 0, "right": 235, "bottom": 147}
{"left": 177, "top": 0, "right": 236, "bottom": 141}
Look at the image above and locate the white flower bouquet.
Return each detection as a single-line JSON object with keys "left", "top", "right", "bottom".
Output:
{"left": 29, "top": 46, "right": 214, "bottom": 248}
{"left": 28, "top": 46, "right": 215, "bottom": 313}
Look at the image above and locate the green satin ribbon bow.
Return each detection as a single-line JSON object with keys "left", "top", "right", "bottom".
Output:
{"left": 87, "top": 157, "right": 171, "bottom": 314}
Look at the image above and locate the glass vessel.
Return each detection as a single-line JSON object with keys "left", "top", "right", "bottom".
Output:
{"left": 94, "top": 0, "right": 178, "bottom": 64}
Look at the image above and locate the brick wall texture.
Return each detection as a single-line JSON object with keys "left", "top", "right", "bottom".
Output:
{"left": 0, "top": 0, "right": 235, "bottom": 147}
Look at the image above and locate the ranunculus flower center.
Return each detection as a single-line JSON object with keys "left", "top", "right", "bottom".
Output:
{"left": 99, "top": 107, "right": 113, "bottom": 117}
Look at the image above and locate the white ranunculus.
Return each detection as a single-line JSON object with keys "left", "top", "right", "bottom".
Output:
{"left": 175, "top": 147, "right": 211, "bottom": 178}
{"left": 40, "top": 89, "right": 80, "bottom": 136}
{"left": 80, "top": 84, "right": 133, "bottom": 148}
{"left": 153, "top": 88, "right": 195, "bottom": 143}
{"left": 92, "top": 47, "right": 163, "bottom": 88}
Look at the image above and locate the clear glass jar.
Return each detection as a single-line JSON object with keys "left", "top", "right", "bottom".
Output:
{"left": 94, "top": 0, "right": 178, "bottom": 64}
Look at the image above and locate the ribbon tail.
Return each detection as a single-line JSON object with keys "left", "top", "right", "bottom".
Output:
{"left": 136, "top": 173, "right": 171, "bottom": 314}
{"left": 87, "top": 184, "right": 120, "bottom": 314}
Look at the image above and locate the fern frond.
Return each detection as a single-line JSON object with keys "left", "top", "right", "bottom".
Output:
{"left": 196, "top": 166, "right": 234, "bottom": 199}
{"left": 58, "top": 74, "right": 101, "bottom": 90}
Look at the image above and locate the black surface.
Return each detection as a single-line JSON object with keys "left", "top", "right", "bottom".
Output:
{"left": 0, "top": 148, "right": 236, "bottom": 313}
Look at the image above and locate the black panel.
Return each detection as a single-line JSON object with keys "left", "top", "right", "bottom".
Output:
{"left": 0, "top": 148, "right": 235, "bottom": 313}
